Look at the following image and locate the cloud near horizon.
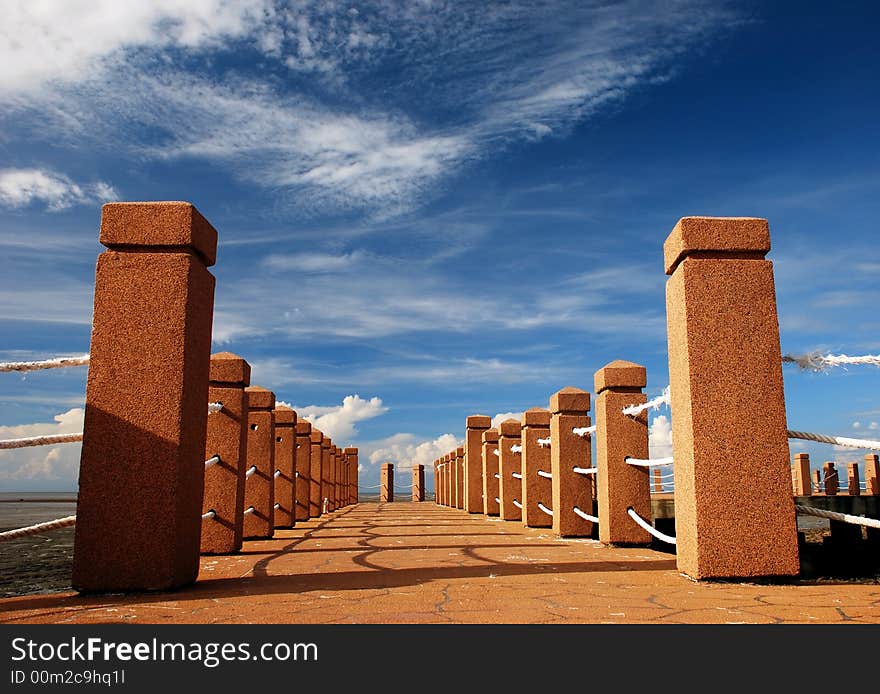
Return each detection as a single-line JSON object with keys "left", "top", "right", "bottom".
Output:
{"left": 0, "top": 408, "right": 84, "bottom": 488}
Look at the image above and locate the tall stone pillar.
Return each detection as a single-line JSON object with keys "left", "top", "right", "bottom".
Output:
{"left": 866, "top": 454, "right": 880, "bottom": 496}
{"left": 412, "top": 464, "right": 425, "bottom": 501}
{"left": 445, "top": 453, "right": 453, "bottom": 506}
{"left": 823, "top": 462, "right": 838, "bottom": 496}
{"left": 321, "top": 437, "right": 333, "bottom": 513}
{"left": 664, "top": 216, "right": 799, "bottom": 578}
{"left": 73, "top": 202, "right": 216, "bottom": 592}
{"left": 792, "top": 453, "right": 812, "bottom": 496}
{"left": 345, "top": 447, "right": 359, "bottom": 504}
{"left": 465, "top": 416, "right": 491, "bottom": 513}
{"left": 243, "top": 386, "right": 275, "bottom": 539}
{"left": 433, "top": 461, "right": 439, "bottom": 504}
{"left": 455, "top": 447, "right": 465, "bottom": 509}
{"left": 846, "top": 462, "right": 861, "bottom": 496}
{"left": 294, "top": 420, "right": 312, "bottom": 521}
{"left": 309, "top": 430, "right": 323, "bottom": 518}
{"left": 272, "top": 405, "right": 296, "bottom": 528}
{"left": 550, "top": 387, "right": 593, "bottom": 537}
{"left": 498, "top": 420, "right": 522, "bottom": 521}
{"left": 594, "top": 361, "right": 651, "bottom": 545}
{"left": 201, "top": 353, "right": 250, "bottom": 553}
{"left": 482, "top": 429, "right": 500, "bottom": 515}
{"left": 380, "top": 462, "right": 394, "bottom": 502}
{"left": 521, "top": 408, "right": 551, "bottom": 527}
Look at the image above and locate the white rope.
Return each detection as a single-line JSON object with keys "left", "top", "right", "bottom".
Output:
{"left": 274, "top": 470, "right": 282, "bottom": 478}
{"left": 202, "top": 510, "right": 216, "bottom": 520}
{"left": 204, "top": 455, "right": 221, "bottom": 468}
{"left": 512, "top": 471, "right": 523, "bottom": 479}
{"left": 783, "top": 352, "right": 880, "bottom": 372}
{"left": 513, "top": 499, "right": 523, "bottom": 509}
{"left": 244, "top": 506, "right": 255, "bottom": 515}
{"left": 622, "top": 386, "right": 670, "bottom": 417}
{"left": 537, "top": 437, "right": 551, "bottom": 448}
{"left": 0, "top": 354, "right": 89, "bottom": 372}
{"left": 495, "top": 497, "right": 501, "bottom": 504}
{"left": 795, "top": 504, "right": 880, "bottom": 529}
{"left": 627, "top": 507, "right": 676, "bottom": 545}
{"left": 573, "top": 466, "right": 597, "bottom": 475}
{"left": 511, "top": 444, "right": 522, "bottom": 453}
{"left": 493, "top": 449, "right": 500, "bottom": 457}
{"left": 274, "top": 503, "right": 281, "bottom": 509}
{"left": 573, "top": 506, "right": 599, "bottom": 523}
{"left": 626, "top": 456, "right": 674, "bottom": 467}
{"left": 208, "top": 401, "right": 223, "bottom": 414}
{"left": 537, "top": 502, "right": 553, "bottom": 517}
{"left": 537, "top": 470, "right": 552, "bottom": 479}
{"left": 245, "top": 465, "right": 257, "bottom": 478}
{"left": 494, "top": 473, "right": 500, "bottom": 479}
{"left": 572, "top": 425, "right": 596, "bottom": 437}
{"left": 788, "top": 430, "right": 880, "bottom": 451}
{"left": 0, "top": 515, "right": 76, "bottom": 542}
{"left": 0, "top": 432, "right": 83, "bottom": 450}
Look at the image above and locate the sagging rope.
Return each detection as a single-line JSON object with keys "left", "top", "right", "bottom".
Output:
{"left": 511, "top": 444, "right": 522, "bottom": 453}
{"left": 513, "top": 499, "right": 523, "bottom": 509}
{"left": 494, "top": 473, "right": 500, "bottom": 479}
{"left": 537, "top": 470, "right": 552, "bottom": 479}
{"left": 274, "top": 470, "right": 282, "bottom": 478}
{"left": 512, "top": 472, "right": 523, "bottom": 479}
{"left": 244, "top": 506, "right": 255, "bottom": 515}
{"left": 495, "top": 497, "right": 501, "bottom": 505}
{"left": 0, "top": 432, "right": 83, "bottom": 450}
{"left": 205, "top": 455, "right": 220, "bottom": 468}
{"left": 0, "top": 354, "right": 89, "bottom": 372}
{"left": 573, "top": 506, "right": 599, "bottom": 523}
{"left": 493, "top": 449, "right": 500, "bottom": 457}
{"left": 573, "top": 425, "right": 596, "bottom": 437}
{"left": 783, "top": 352, "right": 880, "bottom": 372}
{"left": 202, "top": 510, "right": 216, "bottom": 520}
{"left": 626, "top": 456, "right": 674, "bottom": 467}
{"left": 795, "top": 504, "right": 880, "bottom": 529}
{"left": 573, "top": 466, "right": 597, "bottom": 475}
{"left": 788, "top": 430, "right": 880, "bottom": 451}
{"left": 0, "top": 515, "right": 76, "bottom": 542}
{"left": 627, "top": 507, "right": 676, "bottom": 545}
{"left": 537, "top": 437, "right": 551, "bottom": 448}
{"left": 537, "top": 502, "right": 553, "bottom": 517}
{"left": 623, "top": 386, "right": 670, "bottom": 417}
{"left": 208, "top": 402, "right": 223, "bottom": 414}
{"left": 245, "top": 465, "right": 257, "bottom": 478}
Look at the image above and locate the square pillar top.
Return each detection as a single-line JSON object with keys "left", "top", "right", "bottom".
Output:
{"left": 499, "top": 419, "right": 521, "bottom": 436}
{"left": 245, "top": 385, "right": 275, "bottom": 410}
{"left": 344, "top": 447, "right": 358, "bottom": 455}
{"left": 100, "top": 201, "right": 218, "bottom": 267}
{"left": 594, "top": 360, "right": 646, "bottom": 394}
{"left": 794, "top": 452, "right": 810, "bottom": 462}
{"left": 272, "top": 404, "right": 296, "bottom": 425}
{"left": 412, "top": 463, "right": 424, "bottom": 471}
{"left": 663, "top": 216, "right": 770, "bottom": 275}
{"left": 321, "top": 437, "right": 333, "bottom": 449}
{"left": 482, "top": 427, "right": 499, "bottom": 443}
{"left": 210, "top": 352, "right": 251, "bottom": 386}
{"left": 522, "top": 407, "right": 550, "bottom": 427}
{"left": 295, "top": 420, "right": 312, "bottom": 435}
{"left": 309, "top": 429, "right": 323, "bottom": 443}
{"left": 455, "top": 446, "right": 464, "bottom": 456}
{"left": 466, "top": 414, "right": 492, "bottom": 429}
{"left": 381, "top": 462, "right": 394, "bottom": 470}
{"left": 550, "top": 386, "right": 590, "bottom": 414}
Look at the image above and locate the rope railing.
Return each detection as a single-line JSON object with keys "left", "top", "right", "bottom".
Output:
{"left": 625, "top": 456, "right": 674, "bottom": 467}
{"left": 0, "top": 515, "right": 77, "bottom": 542}
{"left": 511, "top": 444, "right": 522, "bottom": 453}
{"left": 0, "top": 354, "right": 89, "bottom": 372}
{"left": 243, "top": 506, "right": 255, "bottom": 515}
{"left": 795, "top": 504, "right": 880, "bottom": 529}
{"left": 0, "top": 432, "right": 83, "bottom": 450}
{"left": 573, "top": 466, "right": 597, "bottom": 475}
{"left": 783, "top": 352, "right": 880, "bottom": 372}
{"left": 788, "top": 430, "right": 880, "bottom": 451}
{"left": 245, "top": 465, "right": 257, "bottom": 478}
{"left": 537, "top": 470, "right": 552, "bottom": 479}
{"left": 495, "top": 497, "right": 501, "bottom": 504}
{"left": 201, "top": 510, "right": 216, "bottom": 520}
{"left": 274, "top": 470, "right": 282, "bottom": 478}
{"left": 512, "top": 471, "right": 523, "bottom": 479}
{"left": 572, "top": 425, "right": 596, "bottom": 437}
{"left": 573, "top": 506, "right": 599, "bottom": 523}
{"left": 623, "top": 386, "right": 670, "bottom": 417}
{"left": 208, "top": 401, "right": 223, "bottom": 414}
{"left": 537, "top": 502, "right": 553, "bottom": 517}
{"left": 274, "top": 503, "right": 281, "bottom": 509}
{"left": 513, "top": 499, "right": 523, "bottom": 509}
{"left": 627, "top": 507, "right": 676, "bottom": 545}
{"left": 537, "top": 437, "right": 551, "bottom": 448}
{"left": 494, "top": 473, "right": 500, "bottom": 479}
{"left": 493, "top": 449, "right": 500, "bottom": 457}
{"left": 205, "top": 455, "right": 221, "bottom": 468}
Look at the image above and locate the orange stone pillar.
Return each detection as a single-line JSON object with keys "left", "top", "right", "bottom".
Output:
{"left": 498, "top": 420, "right": 522, "bottom": 521}
{"left": 340, "top": 452, "right": 348, "bottom": 509}
{"left": 465, "top": 416, "right": 491, "bottom": 513}
{"left": 294, "top": 420, "right": 312, "bottom": 521}
{"left": 823, "top": 462, "right": 838, "bottom": 496}
{"left": 243, "top": 386, "right": 275, "bottom": 539}
{"left": 321, "top": 438, "right": 333, "bottom": 513}
{"left": 345, "top": 447, "right": 359, "bottom": 504}
{"left": 455, "top": 447, "right": 465, "bottom": 509}
{"left": 412, "top": 464, "right": 425, "bottom": 501}
{"left": 309, "top": 430, "right": 323, "bottom": 517}
{"left": 595, "top": 361, "right": 651, "bottom": 545}
{"left": 846, "top": 462, "right": 860, "bottom": 496}
{"left": 272, "top": 405, "right": 296, "bottom": 528}
{"left": 812, "top": 469, "right": 822, "bottom": 494}
{"left": 380, "top": 462, "right": 394, "bottom": 502}
{"left": 652, "top": 468, "right": 663, "bottom": 494}
{"left": 328, "top": 445, "right": 337, "bottom": 511}
{"left": 664, "top": 216, "right": 799, "bottom": 579}
{"left": 201, "top": 353, "right": 250, "bottom": 554}
{"left": 521, "top": 408, "right": 552, "bottom": 528}
{"left": 433, "top": 461, "right": 439, "bottom": 504}
{"left": 73, "top": 202, "right": 216, "bottom": 592}
{"left": 482, "top": 429, "right": 500, "bottom": 515}
{"left": 792, "top": 453, "right": 811, "bottom": 496}
{"left": 550, "top": 387, "right": 594, "bottom": 537}
{"left": 866, "top": 454, "right": 879, "bottom": 496}
{"left": 445, "top": 453, "right": 453, "bottom": 506}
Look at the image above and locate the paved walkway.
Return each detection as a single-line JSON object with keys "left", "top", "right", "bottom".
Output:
{"left": 1, "top": 502, "right": 878, "bottom": 624}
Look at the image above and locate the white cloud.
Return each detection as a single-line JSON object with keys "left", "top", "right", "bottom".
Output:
{"left": 648, "top": 414, "right": 672, "bottom": 459}
{"left": 0, "top": 168, "right": 117, "bottom": 211}
{"left": 366, "top": 432, "right": 461, "bottom": 472}
{"left": 287, "top": 394, "right": 388, "bottom": 441}
{"left": 0, "top": 409, "right": 84, "bottom": 487}
{"left": 262, "top": 251, "right": 366, "bottom": 273}
{"left": 491, "top": 412, "right": 524, "bottom": 430}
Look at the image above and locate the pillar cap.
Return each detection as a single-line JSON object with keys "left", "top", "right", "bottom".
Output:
{"left": 309, "top": 429, "right": 323, "bottom": 443}
{"left": 245, "top": 385, "right": 275, "bottom": 410}
{"left": 794, "top": 452, "right": 810, "bottom": 461}
{"left": 594, "top": 360, "right": 647, "bottom": 394}
{"left": 381, "top": 462, "right": 394, "bottom": 469}
{"left": 499, "top": 419, "right": 521, "bottom": 436}
{"left": 466, "top": 414, "right": 492, "bottom": 429}
{"left": 550, "top": 386, "right": 590, "bottom": 414}
{"left": 455, "top": 446, "right": 464, "bottom": 456}
{"left": 482, "top": 428, "right": 499, "bottom": 443}
{"left": 663, "top": 216, "right": 769, "bottom": 275}
{"left": 295, "top": 420, "right": 312, "bottom": 434}
{"left": 100, "top": 202, "right": 218, "bottom": 267}
{"left": 272, "top": 404, "right": 296, "bottom": 425}
{"left": 344, "top": 447, "right": 358, "bottom": 455}
{"left": 321, "top": 437, "right": 333, "bottom": 448}
{"left": 522, "top": 407, "right": 550, "bottom": 427}
{"left": 210, "top": 352, "right": 251, "bottom": 386}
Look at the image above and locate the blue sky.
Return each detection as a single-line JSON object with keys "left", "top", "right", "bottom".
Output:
{"left": 1, "top": 1, "right": 879, "bottom": 491}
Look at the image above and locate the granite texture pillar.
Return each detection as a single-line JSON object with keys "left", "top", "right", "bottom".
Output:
{"left": 498, "top": 420, "right": 522, "bottom": 521}
{"left": 521, "top": 408, "right": 552, "bottom": 528}
{"left": 846, "top": 462, "right": 860, "bottom": 496}
{"left": 309, "top": 430, "right": 323, "bottom": 518}
{"left": 866, "top": 454, "right": 879, "bottom": 496}
{"left": 793, "top": 453, "right": 812, "bottom": 496}
{"left": 321, "top": 438, "right": 333, "bottom": 513}
{"left": 465, "top": 415, "right": 491, "bottom": 513}
{"left": 73, "top": 202, "right": 216, "bottom": 592}
{"left": 345, "top": 447, "right": 359, "bottom": 504}
{"left": 550, "top": 387, "right": 594, "bottom": 537}
{"left": 294, "top": 420, "right": 312, "bottom": 521}
{"left": 243, "top": 386, "right": 275, "bottom": 539}
{"left": 412, "top": 464, "right": 425, "bottom": 501}
{"left": 380, "top": 463, "right": 394, "bottom": 502}
{"left": 823, "top": 462, "right": 838, "bottom": 496}
{"left": 455, "top": 447, "right": 465, "bottom": 509}
{"left": 272, "top": 405, "right": 296, "bottom": 528}
{"left": 482, "top": 429, "right": 500, "bottom": 516}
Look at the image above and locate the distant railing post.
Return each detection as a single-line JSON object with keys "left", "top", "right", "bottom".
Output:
{"left": 465, "top": 416, "right": 491, "bottom": 513}
{"left": 272, "top": 404, "right": 296, "bottom": 527}
{"left": 412, "top": 464, "right": 425, "bottom": 501}
{"left": 243, "top": 386, "right": 276, "bottom": 539}
{"left": 345, "top": 447, "right": 359, "bottom": 504}
{"left": 433, "top": 460, "right": 439, "bottom": 504}
{"left": 498, "top": 419, "right": 522, "bottom": 521}
{"left": 309, "top": 430, "right": 324, "bottom": 517}
{"left": 793, "top": 453, "right": 811, "bottom": 496}
{"left": 321, "top": 437, "right": 333, "bottom": 513}
{"left": 550, "top": 387, "right": 593, "bottom": 537}
{"left": 482, "top": 428, "right": 500, "bottom": 516}
{"left": 294, "top": 420, "right": 312, "bottom": 521}
{"left": 380, "top": 462, "right": 394, "bottom": 502}
{"left": 521, "top": 408, "right": 551, "bottom": 528}
{"left": 455, "top": 447, "right": 465, "bottom": 509}
{"left": 846, "top": 462, "right": 860, "bottom": 496}
{"left": 73, "top": 202, "right": 217, "bottom": 592}
{"left": 823, "top": 461, "right": 838, "bottom": 496}
{"left": 866, "top": 454, "right": 879, "bottom": 496}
